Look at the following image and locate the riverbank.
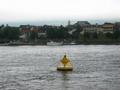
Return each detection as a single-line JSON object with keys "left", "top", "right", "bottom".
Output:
{"left": 1, "top": 41, "right": 120, "bottom": 46}
{"left": 77, "top": 40, "right": 120, "bottom": 45}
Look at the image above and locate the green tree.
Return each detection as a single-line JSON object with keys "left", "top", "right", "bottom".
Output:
{"left": 113, "top": 30, "right": 120, "bottom": 39}
{"left": 0, "top": 29, "right": 4, "bottom": 39}
{"left": 9, "top": 27, "right": 20, "bottom": 40}
{"left": 105, "top": 32, "right": 113, "bottom": 39}
{"left": 47, "top": 26, "right": 66, "bottom": 39}
{"left": 83, "top": 32, "right": 90, "bottom": 41}
{"left": 30, "top": 31, "right": 38, "bottom": 40}
{"left": 93, "top": 32, "right": 98, "bottom": 39}
{"left": 0, "top": 26, "right": 20, "bottom": 41}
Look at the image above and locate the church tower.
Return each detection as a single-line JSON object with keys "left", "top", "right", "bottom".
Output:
{"left": 68, "top": 20, "right": 71, "bottom": 26}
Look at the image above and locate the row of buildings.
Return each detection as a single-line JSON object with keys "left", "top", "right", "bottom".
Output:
{"left": 72, "top": 21, "right": 120, "bottom": 34}
{"left": 19, "top": 25, "right": 47, "bottom": 41}
{"left": 19, "top": 21, "right": 120, "bottom": 41}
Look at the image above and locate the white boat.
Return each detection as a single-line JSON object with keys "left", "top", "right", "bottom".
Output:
{"left": 70, "top": 42, "right": 76, "bottom": 45}
{"left": 47, "top": 41, "right": 63, "bottom": 46}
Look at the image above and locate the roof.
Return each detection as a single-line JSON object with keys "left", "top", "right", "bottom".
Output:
{"left": 75, "top": 21, "right": 90, "bottom": 26}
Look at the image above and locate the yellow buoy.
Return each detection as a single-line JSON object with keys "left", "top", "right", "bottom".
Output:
{"left": 57, "top": 54, "right": 73, "bottom": 71}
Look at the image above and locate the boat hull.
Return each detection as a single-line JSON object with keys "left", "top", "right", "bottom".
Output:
{"left": 47, "top": 41, "right": 63, "bottom": 46}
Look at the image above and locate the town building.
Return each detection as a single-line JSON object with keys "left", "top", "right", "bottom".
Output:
{"left": 74, "top": 21, "right": 90, "bottom": 27}
{"left": 82, "top": 25, "right": 97, "bottom": 33}
{"left": 37, "top": 26, "right": 47, "bottom": 38}
{"left": 68, "top": 29, "right": 76, "bottom": 35}
{"left": 114, "top": 22, "right": 120, "bottom": 31}
{"left": 81, "top": 22, "right": 115, "bottom": 35}
{"left": 19, "top": 25, "right": 31, "bottom": 42}
{"left": 102, "top": 23, "right": 114, "bottom": 33}
{"left": 96, "top": 25, "right": 103, "bottom": 33}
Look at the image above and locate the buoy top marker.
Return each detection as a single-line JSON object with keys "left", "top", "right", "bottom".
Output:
{"left": 60, "top": 54, "right": 70, "bottom": 67}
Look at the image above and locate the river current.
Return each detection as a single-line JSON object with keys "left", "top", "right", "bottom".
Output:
{"left": 0, "top": 45, "right": 120, "bottom": 90}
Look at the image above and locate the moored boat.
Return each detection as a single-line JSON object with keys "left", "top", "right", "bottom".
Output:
{"left": 47, "top": 41, "right": 63, "bottom": 46}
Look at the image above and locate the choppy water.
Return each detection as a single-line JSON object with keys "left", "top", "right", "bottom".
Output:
{"left": 0, "top": 45, "right": 120, "bottom": 90}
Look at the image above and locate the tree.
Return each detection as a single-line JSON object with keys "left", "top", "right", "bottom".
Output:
{"left": 93, "top": 32, "right": 98, "bottom": 39}
{"left": 9, "top": 27, "right": 20, "bottom": 40}
{"left": 72, "top": 25, "right": 82, "bottom": 39}
{"left": 105, "top": 32, "right": 113, "bottom": 39}
{"left": 83, "top": 32, "right": 90, "bottom": 41}
{"left": 0, "top": 29, "right": 4, "bottom": 39}
{"left": 46, "top": 27, "right": 55, "bottom": 39}
{"left": 30, "top": 31, "right": 38, "bottom": 40}
{"left": 0, "top": 26, "right": 20, "bottom": 41}
{"left": 46, "top": 26, "right": 66, "bottom": 40}
{"left": 113, "top": 30, "right": 120, "bottom": 39}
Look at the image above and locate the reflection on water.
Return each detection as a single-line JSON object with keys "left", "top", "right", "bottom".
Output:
{"left": 0, "top": 45, "right": 120, "bottom": 90}
{"left": 59, "top": 71, "right": 71, "bottom": 90}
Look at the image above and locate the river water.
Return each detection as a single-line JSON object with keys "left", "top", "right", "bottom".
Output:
{"left": 0, "top": 45, "right": 120, "bottom": 90}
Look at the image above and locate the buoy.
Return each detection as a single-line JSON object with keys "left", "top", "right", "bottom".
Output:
{"left": 57, "top": 54, "right": 73, "bottom": 71}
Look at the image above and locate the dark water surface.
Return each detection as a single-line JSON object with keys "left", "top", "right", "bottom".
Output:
{"left": 0, "top": 45, "right": 120, "bottom": 90}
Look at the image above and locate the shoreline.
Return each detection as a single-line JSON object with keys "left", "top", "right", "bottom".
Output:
{"left": 1, "top": 42, "right": 120, "bottom": 46}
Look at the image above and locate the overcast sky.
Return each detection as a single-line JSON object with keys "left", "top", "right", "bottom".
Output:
{"left": 0, "top": 0, "right": 120, "bottom": 25}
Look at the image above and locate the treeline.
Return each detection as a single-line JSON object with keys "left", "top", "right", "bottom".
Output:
{"left": 0, "top": 25, "right": 20, "bottom": 42}
{"left": 82, "top": 30, "right": 120, "bottom": 41}
{"left": 46, "top": 25, "right": 69, "bottom": 39}
{"left": 46, "top": 25, "right": 81, "bottom": 40}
